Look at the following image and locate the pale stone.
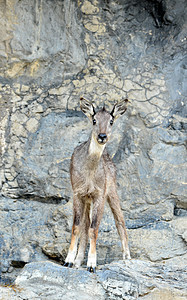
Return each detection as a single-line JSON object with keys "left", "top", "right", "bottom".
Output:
{"left": 98, "top": 43, "right": 105, "bottom": 50}
{"left": 8, "top": 180, "right": 18, "bottom": 188}
{"left": 100, "top": 72, "right": 116, "bottom": 83}
{"left": 85, "top": 22, "right": 98, "bottom": 32}
{"left": 87, "top": 57, "right": 100, "bottom": 68}
{"left": 85, "top": 33, "right": 90, "bottom": 44}
{"left": 113, "top": 77, "right": 124, "bottom": 89}
{"left": 97, "top": 24, "right": 106, "bottom": 35}
{"left": 160, "top": 86, "right": 167, "bottom": 92}
{"left": 23, "top": 94, "right": 36, "bottom": 102}
{"left": 73, "top": 79, "right": 85, "bottom": 87}
{"left": 49, "top": 88, "right": 58, "bottom": 95}
{"left": 134, "top": 75, "right": 142, "bottom": 82}
{"left": 84, "top": 17, "right": 106, "bottom": 34}
{"left": 11, "top": 112, "right": 28, "bottom": 124}
{"left": 141, "top": 287, "right": 187, "bottom": 300}
{"left": 21, "top": 85, "right": 30, "bottom": 92}
{"left": 81, "top": 0, "right": 99, "bottom": 14}
{"left": 129, "top": 222, "right": 186, "bottom": 262}
{"left": 10, "top": 168, "right": 18, "bottom": 178}
{"left": 49, "top": 86, "right": 67, "bottom": 95}
{"left": 128, "top": 89, "right": 147, "bottom": 101}
{"left": 142, "top": 72, "right": 154, "bottom": 78}
{"left": 31, "top": 103, "right": 43, "bottom": 113}
{"left": 6, "top": 62, "right": 26, "bottom": 77}
{"left": 35, "top": 88, "right": 43, "bottom": 95}
{"left": 84, "top": 83, "right": 98, "bottom": 93}
{"left": 106, "top": 91, "right": 123, "bottom": 101}
{"left": 11, "top": 122, "right": 27, "bottom": 137}
{"left": 11, "top": 94, "right": 22, "bottom": 103}
{"left": 172, "top": 114, "right": 187, "bottom": 123}
{"left": 0, "top": 170, "right": 5, "bottom": 189}
{"left": 182, "top": 230, "right": 187, "bottom": 243}
{"left": 146, "top": 87, "right": 160, "bottom": 99}
{"left": 5, "top": 172, "right": 15, "bottom": 181}
{"left": 0, "top": 260, "right": 184, "bottom": 299}
{"left": 26, "top": 118, "right": 39, "bottom": 133}
{"left": 29, "top": 60, "right": 40, "bottom": 76}
{"left": 0, "top": 287, "right": 19, "bottom": 300}
{"left": 57, "top": 94, "right": 69, "bottom": 108}
{"left": 5, "top": 149, "right": 14, "bottom": 168}
{"left": 12, "top": 83, "right": 20, "bottom": 94}
{"left": 124, "top": 79, "right": 142, "bottom": 91}
{"left": 153, "top": 78, "right": 165, "bottom": 86}
{"left": 86, "top": 43, "right": 97, "bottom": 55}
{"left": 149, "top": 97, "right": 166, "bottom": 108}
{"left": 85, "top": 76, "right": 99, "bottom": 84}
{"left": 144, "top": 112, "right": 165, "bottom": 126}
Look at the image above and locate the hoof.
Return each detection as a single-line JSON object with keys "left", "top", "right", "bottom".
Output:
{"left": 64, "top": 262, "right": 73, "bottom": 268}
{"left": 63, "top": 262, "right": 69, "bottom": 267}
{"left": 87, "top": 267, "right": 96, "bottom": 273}
{"left": 123, "top": 249, "right": 131, "bottom": 260}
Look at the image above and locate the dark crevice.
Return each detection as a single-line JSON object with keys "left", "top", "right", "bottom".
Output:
{"left": 16, "top": 194, "right": 67, "bottom": 204}
{"left": 146, "top": 0, "right": 167, "bottom": 28}
{"left": 41, "top": 251, "right": 65, "bottom": 264}
{"left": 174, "top": 207, "right": 187, "bottom": 217}
{"left": 11, "top": 260, "right": 26, "bottom": 268}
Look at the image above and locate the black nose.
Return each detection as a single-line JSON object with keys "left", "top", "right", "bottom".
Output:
{"left": 98, "top": 133, "right": 107, "bottom": 141}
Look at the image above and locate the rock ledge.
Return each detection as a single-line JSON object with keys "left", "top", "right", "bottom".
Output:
{"left": 1, "top": 259, "right": 186, "bottom": 299}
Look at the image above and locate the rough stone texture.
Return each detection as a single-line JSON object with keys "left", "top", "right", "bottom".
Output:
{"left": 0, "top": 260, "right": 187, "bottom": 299}
{"left": 0, "top": 0, "right": 187, "bottom": 298}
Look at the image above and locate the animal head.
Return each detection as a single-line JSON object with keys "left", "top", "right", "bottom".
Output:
{"left": 80, "top": 97, "right": 128, "bottom": 145}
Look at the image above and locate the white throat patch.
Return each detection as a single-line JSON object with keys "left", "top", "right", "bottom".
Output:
{"left": 88, "top": 134, "right": 105, "bottom": 157}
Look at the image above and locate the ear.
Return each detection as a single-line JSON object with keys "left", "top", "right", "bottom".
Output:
{"left": 80, "top": 97, "right": 96, "bottom": 120}
{"left": 110, "top": 99, "right": 129, "bottom": 120}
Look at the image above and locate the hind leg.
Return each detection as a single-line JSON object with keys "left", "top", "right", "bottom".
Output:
{"left": 108, "top": 190, "right": 131, "bottom": 260}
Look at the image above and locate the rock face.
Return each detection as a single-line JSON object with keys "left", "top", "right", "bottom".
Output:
{"left": 0, "top": 260, "right": 187, "bottom": 299}
{"left": 0, "top": 0, "right": 187, "bottom": 298}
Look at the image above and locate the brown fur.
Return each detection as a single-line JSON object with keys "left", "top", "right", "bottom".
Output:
{"left": 64, "top": 98, "right": 130, "bottom": 272}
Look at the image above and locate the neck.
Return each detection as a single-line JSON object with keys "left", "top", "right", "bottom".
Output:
{"left": 86, "top": 134, "right": 105, "bottom": 170}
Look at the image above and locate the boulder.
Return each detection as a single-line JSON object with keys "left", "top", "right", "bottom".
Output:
{"left": 1, "top": 260, "right": 186, "bottom": 299}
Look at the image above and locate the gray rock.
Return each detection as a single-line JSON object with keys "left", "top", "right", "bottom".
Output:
{"left": 0, "top": 196, "right": 186, "bottom": 286}
{"left": 0, "top": 0, "right": 187, "bottom": 294}
{"left": 1, "top": 260, "right": 186, "bottom": 299}
{"left": 0, "top": 0, "right": 86, "bottom": 86}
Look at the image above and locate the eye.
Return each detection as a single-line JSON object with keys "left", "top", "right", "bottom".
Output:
{"left": 110, "top": 119, "right": 114, "bottom": 125}
{"left": 93, "top": 119, "right": 96, "bottom": 125}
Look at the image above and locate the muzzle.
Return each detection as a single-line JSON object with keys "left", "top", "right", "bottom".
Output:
{"left": 97, "top": 133, "right": 107, "bottom": 144}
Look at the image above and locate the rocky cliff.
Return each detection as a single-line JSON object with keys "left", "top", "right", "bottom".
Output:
{"left": 0, "top": 0, "right": 187, "bottom": 299}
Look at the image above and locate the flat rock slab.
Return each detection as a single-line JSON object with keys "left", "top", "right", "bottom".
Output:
{"left": 1, "top": 259, "right": 186, "bottom": 299}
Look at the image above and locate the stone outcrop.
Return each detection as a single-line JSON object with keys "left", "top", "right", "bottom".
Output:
{"left": 0, "top": 0, "right": 186, "bottom": 298}
{"left": 0, "top": 260, "right": 187, "bottom": 299}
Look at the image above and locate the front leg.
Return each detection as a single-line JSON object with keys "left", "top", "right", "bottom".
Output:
{"left": 74, "top": 202, "right": 90, "bottom": 268}
{"left": 64, "top": 195, "right": 84, "bottom": 267}
{"left": 87, "top": 196, "right": 105, "bottom": 273}
{"left": 64, "top": 224, "right": 79, "bottom": 267}
{"left": 87, "top": 227, "right": 98, "bottom": 273}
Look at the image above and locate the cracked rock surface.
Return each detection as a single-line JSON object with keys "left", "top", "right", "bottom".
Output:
{"left": 0, "top": 0, "right": 187, "bottom": 299}
{"left": 0, "top": 260, "right": 187, "bottom": 299}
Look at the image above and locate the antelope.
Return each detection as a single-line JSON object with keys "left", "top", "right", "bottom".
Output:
{"left": 64, "top": 97, "right": 131, "bottom": 273}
